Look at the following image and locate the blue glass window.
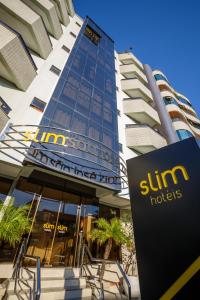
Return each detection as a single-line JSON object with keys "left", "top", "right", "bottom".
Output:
{"left": 163, "top": 97, "right": 178, "bottom": 106}
{"left": 71, "top": 113, "right": 88, "bottom": 135}
{"left": 154, "top": 73, "right": 169, "bottom": 83}
{"left": 176, "top": 129, "right": 193, "bottom": 140}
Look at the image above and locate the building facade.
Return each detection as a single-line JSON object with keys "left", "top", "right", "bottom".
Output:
{"left": 153, "top": 69, "right": 200, "bottom": 140}
{"left": 0, "top": 0, "right": 199, "bottom": 267}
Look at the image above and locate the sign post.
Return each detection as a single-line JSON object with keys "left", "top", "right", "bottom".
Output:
{"left": 127, "top": 137, "right": 200, "bottom": 300}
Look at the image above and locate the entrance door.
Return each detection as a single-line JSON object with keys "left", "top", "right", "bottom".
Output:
{"left": 26, "top": 197, "right": 83, "bottom": 267}
{"left": 26, "top": 196, "right": 62, "bottom": 265}
{"left": 50, "top": 203, "right": 82, "bottom": 267}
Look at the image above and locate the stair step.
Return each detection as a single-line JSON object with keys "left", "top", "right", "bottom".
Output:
{"left": 27, "top": 267, "right": 80, "bottom": 279}
{"left": 6, "top": 287, "right": 92, "bottom": 300}
{"left": 7, "top": 278, "right": 86, "bottom": 293}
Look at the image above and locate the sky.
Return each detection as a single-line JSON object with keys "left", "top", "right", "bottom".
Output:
{"left": 74, "top": 0, "right": 200, "bottom": 116}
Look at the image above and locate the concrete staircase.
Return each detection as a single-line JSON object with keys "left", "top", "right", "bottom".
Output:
{"left": 5, "top": 267, "right": 92, "bottom": 300}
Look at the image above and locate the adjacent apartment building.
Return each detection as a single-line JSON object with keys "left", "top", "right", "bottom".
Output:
{"left": 0, "top": 0, "right": 199, "bottom": 267}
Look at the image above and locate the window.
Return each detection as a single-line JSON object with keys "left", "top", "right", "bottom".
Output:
{"left": 118, "top": 143, "right": 123, "bottom": 153}
{"left": 53, "top": 103, "right": 72, "bottom": 128}
{"left": 117, "top": 109, "right": 121, "bottom": 116}
{"left": 0, "top": 97, "right": 11, "bottom": 115}
{"left": 154, "top": 74, "right": 169, "bottom": 83}
{"left": 75, "top": 22, "right": 81, "bottom": 28}
{"left": 50, "top": 65, "right": 61, "bottom": 76}
{"left": 30, "top": 97, "right": 46, "bottom": 112}
{"left": 76, "top": 91, "right": 91, "bottom": 116}
{"left": 60, "top": 81, "right": 77, "bottom": 108}
{"left": 163, "top": 97, "right": 177, "bottom": 106}
{"left": 71, "top": 49, "right": 86, "bottom": 75}
{"left": 84, "top": 25, "right": 101, "bottom": 45}
{"left": 71, "top": 113, "right": 88, "bottom": 135}
{"left": 176, "top": 129, "right": 193, "bottom": 141}
{"left": 89, "top": 122, "right": 101, "bottom": 141}
{"left": 70, "top": 32, "right": 76, "bottom": 38}
{"left": 116, "top": 86, "right": 119, "bottom": 91}
{"left": 103, "top": 107, "right": 113, "bottom": 124}
{"left": 103, "top": 131, "right": 112, "bottom": 148}
{"left": 83, "top": 57, "right": 96, "bottom": 83}
{"left": 62, "top": 45, "right": 70, "bottom": 53}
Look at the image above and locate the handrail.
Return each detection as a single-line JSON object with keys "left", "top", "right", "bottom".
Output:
{"left": 80, "top": 244, "right": 131, "bottom": 300}
{"left": 24, "top": 255, "right": 41, "bottom": 300}
{"left": 12, "top": 239, "right": 41, "bottom": 300}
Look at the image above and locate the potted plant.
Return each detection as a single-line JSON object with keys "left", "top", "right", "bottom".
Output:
{"left": 0, "top": 199, "right": 31, "bottom": 299}
{"left": 90, "top": 217, "right": 128, "bottom": 279}
{"left": 0, "top": 199, "right": 31, "bottom": 250}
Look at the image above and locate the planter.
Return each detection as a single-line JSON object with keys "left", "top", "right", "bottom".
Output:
{"left": 123, "top": 275, "right": 140, "bottom": 299}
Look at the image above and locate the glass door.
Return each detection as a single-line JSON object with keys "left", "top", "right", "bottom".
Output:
{"left": 26, "top": 197, "right": 61, "bottom": 266}
{"left": 50, "top": 203, "right": 81, "bottom": 267}
{"left": 26, "top": 194, "right": 99, "bottom": 267}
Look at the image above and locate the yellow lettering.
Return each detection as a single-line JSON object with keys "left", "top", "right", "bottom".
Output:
{"left": 148, "top": 172, "right": 158, "bottom": 191}
{"left": 44, "top": 133, "right": 67, "bottom": 145}
{"left": 140, "top": 180, "right": 149, "bottom": 195}
{"left": 32, "top": 129, "right": 39, "bottom": 142}
{"left": 23, "top": 131, "right": 35, "bottom": 141}
{"left": 161, "top": 165, "right": 189, "bottom": 188}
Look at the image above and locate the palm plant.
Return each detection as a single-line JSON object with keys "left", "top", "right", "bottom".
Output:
{"left": 0, "top": 199, "right": 31, "bottom": 248}
{"left": 90, "top": 217, "right": 128, "bottom": 279}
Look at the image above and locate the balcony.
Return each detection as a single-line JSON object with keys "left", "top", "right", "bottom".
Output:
{"left": 54, "top": 0, "right": 70, "bottom": 26}
{"left": 125, "top": 124, "right": 167, "bottom": 153}
{"left": 66, "top": 0, "right": 75, "bottom": 17}
{"left": 118, "top": 52, "right": 143, "bottom": 71}
{"left": 0, "top": 0, "right": 52, "bottom": 59}
{"left": 21, "top": 0, "right": 63, "bottom": 39}
{"left": 0, "top": 97, "right": 10, "bottom": 132}
{"left": 121, "top": 78, "right": 153, "bottom": 102}
{"left": 172, "top": 119, "right": 192, "bottom": 133}
{"left": 123, "top": 98, "right": 160, "bottom": 127}
{"left": 0, "top": 21, "right": 37, "bottom": 90}
{"left": 120, "top": 64, "right": 147, "bottom": 85}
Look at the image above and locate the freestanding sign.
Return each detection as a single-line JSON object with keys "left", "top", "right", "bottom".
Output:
{"left": 127, "top": 138, "right": 200, "bottom": 300}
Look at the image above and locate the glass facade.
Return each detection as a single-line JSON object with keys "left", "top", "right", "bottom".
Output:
{"left": 27, "top": 17, "right": 121, "bottom": 190}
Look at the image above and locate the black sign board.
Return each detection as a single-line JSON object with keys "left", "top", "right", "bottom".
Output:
{"left": 127, "top": 138, "right": 200, "bottom": 300}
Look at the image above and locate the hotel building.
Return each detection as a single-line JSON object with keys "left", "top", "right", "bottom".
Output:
{"left": 0, "top": 0, "right": 199, "bottom": 270}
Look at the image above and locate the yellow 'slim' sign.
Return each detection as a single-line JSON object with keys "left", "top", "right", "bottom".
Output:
{"left": 139, "top": 165, "right": 189, "bottom": 196}
{"left": 43, "top": 223, "right": 68, "bottom": 232}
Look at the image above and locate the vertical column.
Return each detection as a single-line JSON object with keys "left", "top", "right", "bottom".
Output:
{"left": 143, "top": 64, "right": 178, "bottom": 145}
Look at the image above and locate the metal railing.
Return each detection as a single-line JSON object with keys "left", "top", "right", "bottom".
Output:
{"left": 80, "top": 244, "right": 131, "bottom": 300}
{"left": 12, "top": 239, "right": 41, "bottom": 300}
